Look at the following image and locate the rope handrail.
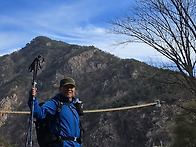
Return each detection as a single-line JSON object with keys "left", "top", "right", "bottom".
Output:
{"left": 84, "top": 102, "right": 158, "bottom": 113}
{"left": 0, "top": 101, "right": 159, "bottom": 114}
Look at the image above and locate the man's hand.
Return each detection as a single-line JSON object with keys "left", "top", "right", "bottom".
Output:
{"left": 31, "top": 88, "right": 37, "bottom": 96}
{"left": 29, "top": 88, "right": 37, "bottom": 100}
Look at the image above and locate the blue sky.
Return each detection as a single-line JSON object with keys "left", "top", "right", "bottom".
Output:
{"left": 0, "top": 0, "right": 167, "bottom": 62}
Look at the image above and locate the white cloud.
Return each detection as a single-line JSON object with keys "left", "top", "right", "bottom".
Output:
{"left": 43, "top": 24, "right": 169, "bottom": 62}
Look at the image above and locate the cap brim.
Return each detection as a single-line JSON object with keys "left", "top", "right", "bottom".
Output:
{"left": 62, "top": 83, "right": 76, "bottom": 87}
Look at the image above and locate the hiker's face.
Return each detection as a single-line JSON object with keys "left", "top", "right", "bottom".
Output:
{"left": 59, "top": 84, "right": 75, "bottom": 98}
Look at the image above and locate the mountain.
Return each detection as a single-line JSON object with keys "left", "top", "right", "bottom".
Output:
{"left": 0, "top": 36, "right": 194, "bottom": 147}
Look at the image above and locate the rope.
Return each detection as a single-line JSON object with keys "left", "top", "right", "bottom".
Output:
{"left": 84, "top": 102, "right": 158, "bottom": 113}
{"left": 0, "top": 102, "right": 158, "bottom": 114}
{"left": 0, "top": 111, "right": 30, "bottom": 114}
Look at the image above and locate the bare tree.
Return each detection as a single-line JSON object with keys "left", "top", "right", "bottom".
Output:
{"left": 110, "top": 0, "right": 196, "bottom": 95}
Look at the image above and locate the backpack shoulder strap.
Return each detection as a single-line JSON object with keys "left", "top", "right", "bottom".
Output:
{"left": 52, "top": 97, "right": 63, "bottom": 112}
{"left": 51, "top": 97, "right": 64, "bottom": 134}
{"left": 52, "top": 97, "right": 78, "bottom": 121}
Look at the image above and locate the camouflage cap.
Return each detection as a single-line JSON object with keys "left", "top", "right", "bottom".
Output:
{"left": 60, "top": 77, "right": 76, "bottom": 87}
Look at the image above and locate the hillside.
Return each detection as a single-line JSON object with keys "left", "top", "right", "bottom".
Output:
{"left": 0, "top": 36, "right": 194, "bottom": 147}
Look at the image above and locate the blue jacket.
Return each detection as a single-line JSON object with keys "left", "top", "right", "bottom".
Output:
{"left": 28, "top": 93, "right": 81, "bottom": 147}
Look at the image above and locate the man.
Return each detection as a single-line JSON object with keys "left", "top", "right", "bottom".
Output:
{"left": 28, "top": 77, "right": 83, "bottom": 147}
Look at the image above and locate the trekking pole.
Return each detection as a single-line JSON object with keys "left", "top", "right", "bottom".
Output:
{"left": 25, "top": 55, "right": 44, "bottom": 147}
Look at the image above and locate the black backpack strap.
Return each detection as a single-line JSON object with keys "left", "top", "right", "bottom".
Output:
{"left": 52, "top": 97, "right": 63, "bottom": 135}
{"left": 52, "top": 97, "right": 63, "bottom": 111}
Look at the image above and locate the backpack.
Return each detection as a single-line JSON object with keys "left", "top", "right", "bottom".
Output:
{"left": 34, "top": 97, "right": 84, "bottom": 147}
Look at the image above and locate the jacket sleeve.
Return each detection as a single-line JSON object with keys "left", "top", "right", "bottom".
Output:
{"left": 28, "top": 98, "right": 58, "bottom": 119}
